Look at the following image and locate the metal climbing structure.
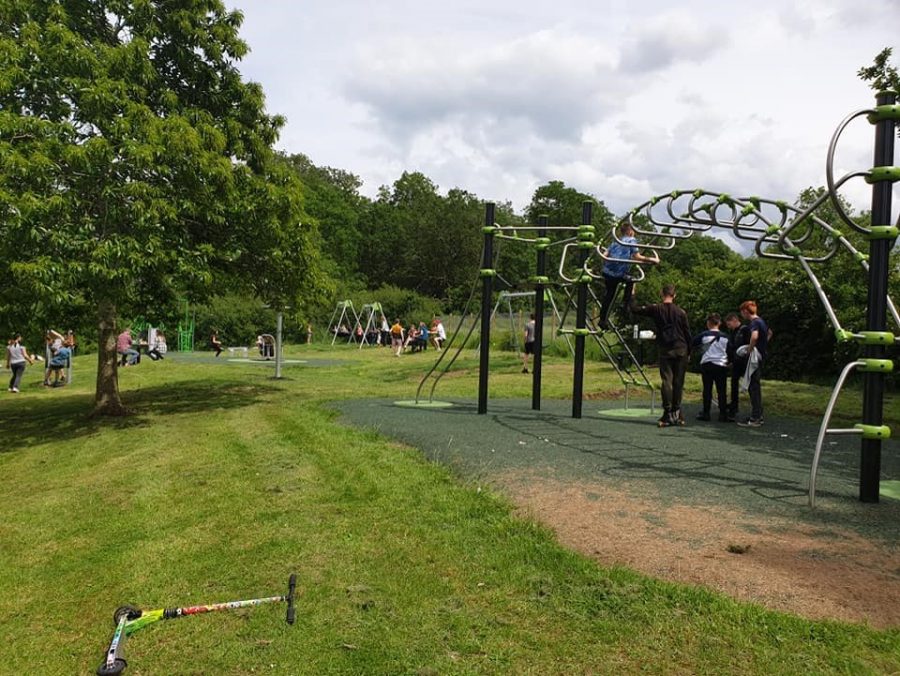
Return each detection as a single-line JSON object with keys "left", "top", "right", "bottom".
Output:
{"left": 407, "top": 91, "right": 898, "bottom": 505}
{"left": 553, "top": 91, "right": 898, "bottom": 505}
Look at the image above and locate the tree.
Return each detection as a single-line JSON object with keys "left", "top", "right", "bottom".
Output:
{"left": 859, "top": 47, "right": 900, "bottom": 143}
{"left": 525, "top": 180, "right": 614, "bottom": 230}
{"left": 0, "top": 1, "right": 326, "bottom": 414}
{"left": 282, "top": 152, "right": 368, "bottom": 276}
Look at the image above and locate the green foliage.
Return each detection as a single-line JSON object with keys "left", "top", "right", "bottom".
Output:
{"left": 192, "top": 293, "right": 277, "bottom": 347}
{"left": 0, "top": 0, "right": 328, "bottom": 409}
{"left": 364, "top": 284, "right": 443, "bottom": 326}
{"left": 858, "top": 47, "right": 899, "bottom": 94}
{"left": 858, "top": 47, "right": 900, "bottom": 141}
{"left": 281, "top": 152, "right": 368, "bottom": 280}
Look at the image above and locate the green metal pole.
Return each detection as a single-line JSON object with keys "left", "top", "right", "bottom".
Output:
{"left": 860, "top": 90, "right": 896, "bottom": 503}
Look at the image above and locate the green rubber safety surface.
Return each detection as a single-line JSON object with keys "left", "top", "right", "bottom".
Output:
{"left": 881, "top": 480, "right": 900, "bottom": 501}
{"left": 333, "top": 397, "right": 900, "bottom": 543}
{"left": 393, "top": 400, "right": 455, "bottom": 409}
{"left": 597, "top": 407, "right": 658, "bottom": 419}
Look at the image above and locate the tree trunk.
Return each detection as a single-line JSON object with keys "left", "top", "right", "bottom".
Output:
{"left": 93, "top": 297, "right": 128, "bottom": 416}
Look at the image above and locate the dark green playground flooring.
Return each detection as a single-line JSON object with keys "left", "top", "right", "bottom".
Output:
{"left": 333, "top": 397, "right": 900, "bottom": 543}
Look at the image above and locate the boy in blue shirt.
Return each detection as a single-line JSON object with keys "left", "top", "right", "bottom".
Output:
{"left": 600, "top": 222, "right": 658, "bottom": 327}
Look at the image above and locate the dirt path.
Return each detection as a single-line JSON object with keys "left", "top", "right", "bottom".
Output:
{"left": 503, "top": 474, "right": 900, "bottom": 628}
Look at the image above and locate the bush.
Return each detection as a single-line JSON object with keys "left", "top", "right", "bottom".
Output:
{"left": 193, "top": 293, "right": 277, "bottom": 347}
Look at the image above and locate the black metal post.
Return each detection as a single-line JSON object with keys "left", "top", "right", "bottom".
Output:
{"left": 572, "top": 201, "right": 593, "bottom": 418}
{"left": 860, "top": 90, "right": 896, "bottom": 503}
{"left": 532, "top": 215, "right": 548, "bottom": 410}
{"left": 478, "top": 202, "right": 495, "bottom": 415}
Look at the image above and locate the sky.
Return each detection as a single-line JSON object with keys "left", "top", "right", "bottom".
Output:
{"left": 225, "top": 0, "right": 899, "bottom": 217}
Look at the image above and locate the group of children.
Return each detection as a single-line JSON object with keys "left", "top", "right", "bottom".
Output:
{"left": 690, "top": 303, "right": 769, "bottom": 426}
{"left": 388, "top": 318, "right": 446, "bottom": 357}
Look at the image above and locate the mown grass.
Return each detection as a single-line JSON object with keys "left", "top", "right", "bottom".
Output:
{"left": 0, "top": 345, "right": 897, "bottom": 674}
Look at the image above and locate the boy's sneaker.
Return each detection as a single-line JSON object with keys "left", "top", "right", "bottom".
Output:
{"left": 696, "top": 412, "right": 711, "bottom": 421}
{"left": 522, "top": 368, "right": 529, "bottom": 374}
{"left": 11, "top": 387, "right": 19, "bottom": 393}
{"left": 737, "top": 418, "right": 763, "bottom": 428}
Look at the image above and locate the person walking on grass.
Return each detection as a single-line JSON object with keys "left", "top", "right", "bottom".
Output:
{"left": 629, "top": 284, "right": 692, "bottom": 427}
{"left": 6, "top": 334, "right": 35, "bottom": 393}
{"left": 522, "top": 314, "right": 536, "bottom": 374}
{"left": 737, "top": 300, "right": 769, "bottom": 428}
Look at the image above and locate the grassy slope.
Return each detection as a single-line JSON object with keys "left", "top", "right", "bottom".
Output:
{"left": 0, "top": 346, "right": 897, "bottom": 674}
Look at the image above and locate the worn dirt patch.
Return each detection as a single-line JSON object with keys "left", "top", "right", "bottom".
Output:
{"left": 501, "top": 472, "right": 900, "bottom": 628}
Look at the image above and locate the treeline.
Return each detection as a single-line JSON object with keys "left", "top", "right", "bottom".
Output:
{"left": 15, "top": 152, "right": 896, "bottom": 386}
{"left": 287, "top": 152, "right": 897, "bottom": 383}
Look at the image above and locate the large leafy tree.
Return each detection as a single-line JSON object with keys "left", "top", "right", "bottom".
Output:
{"left": 0, "top": 1, "right": 326, "bottom": 414}
{"left": 282, "top": 152, "right": 368, "bottom": 276}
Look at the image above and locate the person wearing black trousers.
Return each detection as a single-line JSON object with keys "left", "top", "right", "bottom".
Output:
{"left": 629, "top": 284, "right": 692, "bottom": 427}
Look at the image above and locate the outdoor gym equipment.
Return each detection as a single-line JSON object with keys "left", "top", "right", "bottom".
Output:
{"left": 428, "top": 90, "right": 896, "bottom": 505}
{"left": 176, "top": 301, "right": 195, "bottom": 352}
{"left": 474, "top": 290, "right": 572, "bottom": 357}
{"left": 558, "top": 91, "right": 896, "bottom": 505}
{"left": 258, "top": 333, "right": 276, "bottom": 359}
{"left": 96, "top": 574, "right": 296, "bottom": 675}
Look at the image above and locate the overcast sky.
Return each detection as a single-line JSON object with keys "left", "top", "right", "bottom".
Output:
{"left": 225, "top": 0, "right": 898, "bottom": 217}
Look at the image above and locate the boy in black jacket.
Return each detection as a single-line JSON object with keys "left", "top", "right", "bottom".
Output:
{"left": 629, "top": 284, "right": 692, "bottom": 427}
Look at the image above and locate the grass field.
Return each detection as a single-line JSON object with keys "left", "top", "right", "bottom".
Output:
{"left": 1, "top": 345, "right": 898, "bottom": 674}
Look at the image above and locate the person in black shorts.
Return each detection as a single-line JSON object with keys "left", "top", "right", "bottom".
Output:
{"left": 522, "top": 314, "right": 536, "bottom": 374}
{"left": 211, "top": 332, "right": 223, "bottom": 357}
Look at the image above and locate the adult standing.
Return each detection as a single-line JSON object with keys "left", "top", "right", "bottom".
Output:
{"left": 600, "top": 222, "right": 658, "bottom": 327}
{"left": 629, "top": 284, "right": 692, "bottom": 427}
{"left": 737, "top": 300, "right": 769, "bottom": 427}
{"left": 521, "top": 313, "right": 536, "bottom": 374}
{"left": 6, "top": 334, "right": 34, "bottom": 393}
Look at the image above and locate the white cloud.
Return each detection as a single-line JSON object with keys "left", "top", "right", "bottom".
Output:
{"left": 226, "top": 0, "right": 898, "bottom": 224}
{"left": 618, "top": 10, "right": 728, "bottom": 73}
{"left": 345, "top": 29, "right": 622, "bottom": 145}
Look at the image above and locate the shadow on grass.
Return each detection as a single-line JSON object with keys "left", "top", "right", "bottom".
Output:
{"left": 0, "top": 379, "right": 277, "bottom": 454}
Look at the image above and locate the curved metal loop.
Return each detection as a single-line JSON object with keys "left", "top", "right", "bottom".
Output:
{"left": 826, "top": 109, "right": 877, "bottom": 235}
{"left": 615, "top": 217, "right": 678, "bottom": 250}
{"left": 557, "top": 242, "right": 582, "bottom": 284}
{"left": 779, "top": 171, "right": 869, "bottom": 247}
